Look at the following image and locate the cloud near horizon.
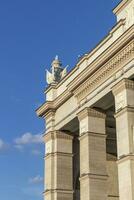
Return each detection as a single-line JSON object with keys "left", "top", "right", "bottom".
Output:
{"left": 14, "top": 132, "right": 44, "bottom": 155}
{"left": 14, "top": 132, "right": 43, "bottom": 145}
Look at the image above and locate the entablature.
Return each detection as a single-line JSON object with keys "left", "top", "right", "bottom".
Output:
{"left": 68, "top": 25, "right": 134, "bottom": 94}
{"left": 45, "top": 19, "right": 126, "bottom": 100}
{"left": 36, "top": 25, "right": 134, "bottom": 119}
{"left": 36, "top": 90, "right": 72, "bottom": 118}
{"left": 73, "top": 35, "right": 134, "bottom": 104}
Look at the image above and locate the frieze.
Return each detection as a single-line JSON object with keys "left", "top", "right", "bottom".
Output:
{"left": 74, "top": 39, "right": 134, "bottom": 103}
{"left": 36, "top": 26, "right": 134, "bottom": 118}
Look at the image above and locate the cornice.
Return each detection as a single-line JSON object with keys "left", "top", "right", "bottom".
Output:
{"left": 77, "top": 19, "right": 125, "bottom": 67}
{"left": 44, "top": 131, "right": 73, "bottom": 143}
{"left": 36, "top": 90, "right": 72, "bottom": 117}
{"left": 113, "top": 0, "right": 133, "bottom": 15}
{"left": 45, "top": 110, "right": 55, "bottom": 121}
{"left": 112, "top": 79, "right": 134, "bottom": 96}
{"left": 36, "top": 101, "right": 55, "bottom": 117}
{"left": 37, "top": 25, "right": 134, "bottom": 118}
{"left": 45, "top": 83, "right": 57, "bottom": 94}
{"left": 45, "top": 19, "right": 125, "bottom": 93}
{"left": 73, "top": 38, "right": 134, "bottom": 103}
{"left": 68, "top": 25, "right": 134, "bottom": 94}
{"left": 77, "top": 107, "right": 106, "bottom": 121}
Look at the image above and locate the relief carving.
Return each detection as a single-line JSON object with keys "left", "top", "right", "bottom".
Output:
{"left": 74, "top": 40, "right": 134, "bottom": 104}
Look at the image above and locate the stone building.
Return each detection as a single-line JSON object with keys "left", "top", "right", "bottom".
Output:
{"left": 36, "top": 0, "right": 134, "bottom": 199}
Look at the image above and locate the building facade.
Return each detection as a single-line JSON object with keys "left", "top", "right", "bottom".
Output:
{"left": 36, "top": 0, "right": 134, "bottom": 199}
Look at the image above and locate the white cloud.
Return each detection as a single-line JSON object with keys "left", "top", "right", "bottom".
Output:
{"left": 29, "top": 175, "right": 43, "bottom": 184}
{"left": 14, "top": 133, "right": 43, "bottom": 145}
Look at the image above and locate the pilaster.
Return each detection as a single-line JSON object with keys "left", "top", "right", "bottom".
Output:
{"left": 112, "top": 78, "right": 134, "bottom": 200}
{"left": 77, "top": 108, "right": 108, "bottom": 200}
{"left": 44, "top": 131, "right": 74, "bottom": 200}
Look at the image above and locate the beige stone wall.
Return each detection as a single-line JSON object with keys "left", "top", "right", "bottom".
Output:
{"left": 78, "top": 108, "right": 108, "bottom": 200}
{"left": 55, "top": 96, "right": 78, "bottom": 127}
{"left": 107, "top": 156, "right": 119, "bottom": 200}
{"left": 44, "top": 132, "right": 74, "bottom": 200}
{"left": 112, "top": 79, "right": 134, "bottom": 200}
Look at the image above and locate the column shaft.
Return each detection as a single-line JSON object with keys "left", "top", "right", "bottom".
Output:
{"left": 112, "top": 79, "right": 134, "bottom": 200}
{"left": 44, "top": 131, "right": 74, "bottom": 200}
{"left": 77, "top": 108, "right": 108, "bottom": 200}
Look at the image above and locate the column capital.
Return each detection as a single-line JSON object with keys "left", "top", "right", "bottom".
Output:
{"left": 112, "top": 78, "right": 134, "bottom": 96}
{"left": 112, "top": 79, "right": 134, "bottom": 112}
{"left": 44, "top": 131, "right": 73, "bottom": 143}
{"left": 77, "top": 107, "right": 106, "bottom": 121}
{"left": 115, "top": 106, "right": 134, "bottom": 118}
{"left": 79, "top": 132, "right": 106, "bottom": 140}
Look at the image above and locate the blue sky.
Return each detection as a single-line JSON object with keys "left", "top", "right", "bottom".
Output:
{"left": 0, "top": 0, "right": 121, "bottom": 200}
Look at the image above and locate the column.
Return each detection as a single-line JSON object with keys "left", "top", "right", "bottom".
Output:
{"left": 44, "top": 131, "right": 74, "bottom": 200}
{"left": 77, "top": 108, "right": 108, "bottom": 200}
{"left": 112, "top": 79, "right": 134, "bottom": 200}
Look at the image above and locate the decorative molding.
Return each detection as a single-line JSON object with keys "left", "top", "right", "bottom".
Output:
{"left": 45, "top": 19, "right": 125, "bottom": 93}
{"left": 67, "top": 25, "right": 134, "bottom": 93}
{"left": 36, "top": 101, "right": 55, "bottom": 118}
{"left": 45, "top": 152, "right": 73, "bottom": 159}
{"left": 79, "top": 131, "right": 106, "bottom": 141}
{"left": 113, "top": 0, "right": 133, "bottom": 15}
{"left": 76, "top": 19, "right": 125, "bottom": 67}
{"left": 77, "top": 107, "right": 106, "bottom": 121}
{"left": 44, "top": 189, "right": 74, "bottom": 195}
{"left": 45, "top": 83, "right": 57, "bottom": 94}
{"left": 44, "top": 131, "right": 73, "bottom": 143}
{"left": 36, "top": 90, "right": 72, "bottom": 118}
{"left": 36, "top": 25, "right": 134, "bottom": 118}
{"left": 117, "top": 154, "right": 134, "bottom": 164}
{"left": 45, "top": 110, "right": 55, "bottom": 121}
{"left": 112, "top": 79, "right": 134, "bottom": 96}
{"left": 114, "top": 106, "right": 134, "bottom": 117}
{"left": 79, "top": 173, "right": 108, "bottom": 181}
{"left": 74, "top": 39, "right": 134, "bottom": 103}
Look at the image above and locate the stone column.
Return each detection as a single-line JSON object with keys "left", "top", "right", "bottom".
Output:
{"left": 77, "top": 108, "right": 108, "bottom": 200}
{"left": 112, "top": 79, "right": 134, "bottom": 200}
{"left": 44, "top": 131, "right": 74, "bottom": 200}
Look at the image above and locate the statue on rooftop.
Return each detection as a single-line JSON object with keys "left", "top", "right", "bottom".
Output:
{"left": 46, "top": 56, "right": 68, "bottom": 85}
